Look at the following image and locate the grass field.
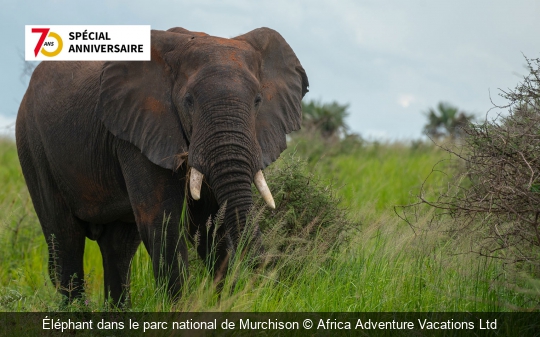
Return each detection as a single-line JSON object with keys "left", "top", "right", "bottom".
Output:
{"left": 0, "top": 135, "right": 538, "bottom": 312}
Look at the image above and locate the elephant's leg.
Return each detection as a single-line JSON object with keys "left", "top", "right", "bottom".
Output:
{"left": 41, "top": 212, "right": 87, "bottom": 303}
{"left": 136, "top": 208, "right": 188, "bottom": 300}
{"left": 188, "top": 193, "right": 233, "bottom": 286}
{"left": 17, "top": 137, "right": 86, "bottom": 303}
{"left": 118, "top": 144, "right": 188, "bottom": 299}
{"left": 32, "top": 194, "right": 87, "bottom": 302}
{"left": 202, "top": 225, "right": 234, "bottom": 288}
{"left": 96, "top": 221, "right": 141, "bottom": 306}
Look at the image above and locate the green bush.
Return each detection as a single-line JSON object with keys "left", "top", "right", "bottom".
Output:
{"left": 250, "top": 154, "right": 356, "bottom": 266}
{"left": 416, "top": 57, "right": 540, "bottom": 275}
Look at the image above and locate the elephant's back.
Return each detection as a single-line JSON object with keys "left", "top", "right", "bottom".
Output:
{"left": 16, "top": 61, "right": 134, "bottom": 224}
{"left": 19, "top": 61, "right": 103, "bottom": 126}
{"left": 17, "top": 61, "right": 107, "bottom": 174}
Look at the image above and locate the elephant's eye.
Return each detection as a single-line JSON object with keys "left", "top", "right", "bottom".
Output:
{"left": 254, "top": 93, "right": 262, "bottom": 107}
{"left": 184, "top": 93, "right": 194, "bottom": 109}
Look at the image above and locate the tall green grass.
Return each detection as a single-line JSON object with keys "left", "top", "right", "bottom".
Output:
{"left": 0, "top": 136, "right": 537, "bottom": 311}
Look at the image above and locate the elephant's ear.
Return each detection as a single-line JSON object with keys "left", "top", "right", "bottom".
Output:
{"left": 234, "top": 28, "right": 309, "bottom": 168}
{"left": 95, "top": 30, "right": 188, "bottom": 171}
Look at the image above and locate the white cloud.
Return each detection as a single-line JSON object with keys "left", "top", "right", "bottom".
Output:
{"left": 398, "top": 94, "right": 415, "bottom": 108}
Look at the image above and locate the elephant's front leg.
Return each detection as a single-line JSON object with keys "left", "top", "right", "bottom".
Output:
{"left": 96, "top": 221, "right": 141, "bottom": 306}
{"left": 118, "top": 144, "right": 189, "bottom": 299}
{"left": 134, "top": 198, "right": 188, "bottom": 300}
{"left": 188, "top": 194, "right": 233, "bottom": 288}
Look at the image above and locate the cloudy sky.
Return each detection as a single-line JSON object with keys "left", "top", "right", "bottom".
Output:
{"left": 2, "top": 0, "right": 539, "bottom": 139}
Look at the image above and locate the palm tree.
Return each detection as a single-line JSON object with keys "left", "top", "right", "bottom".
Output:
{"left": 423, "top": 102, "right": 474, "bottom": 139}
{"left": 302, "top": 100, "right": 350, "bottom": 140}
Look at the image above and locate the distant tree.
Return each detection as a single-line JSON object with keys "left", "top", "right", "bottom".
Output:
{"left": 302, "top": 100, "right": 350, "bottom": 140}
{"left": 20, "top": 53, "right": 38, "bottom": 85}
{"left": 423, "top": 102, "right": 474, "bottom": 139}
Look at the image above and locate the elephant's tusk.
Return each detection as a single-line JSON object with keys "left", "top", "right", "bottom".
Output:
{"left": 254, "top": 170, "right": 275, "bottom": 209}
{"left": 190, "top": 167, "right": 204, "bottom": 200}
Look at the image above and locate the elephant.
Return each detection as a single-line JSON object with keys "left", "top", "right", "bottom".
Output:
{"left": 16, "top": 27, "right": 308, "bottom": 305}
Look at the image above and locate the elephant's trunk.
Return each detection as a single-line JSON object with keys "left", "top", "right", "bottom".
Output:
{"left": 209, "top": 162, "right": 253, "bottom": 243}
{"left": 188, "top": 100, "right": 262, "bottom": 245}
{"left": 190, "top": 168, "right": 275, "bottom": 209}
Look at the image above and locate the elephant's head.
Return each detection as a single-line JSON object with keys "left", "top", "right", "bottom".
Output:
{"left": 95, "top": 27, "right": 308, "bottom": 246}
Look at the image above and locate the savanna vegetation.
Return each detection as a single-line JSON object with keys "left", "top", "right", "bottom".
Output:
{"left": 0, "top": 136, "right": 537, "bottom": 312}
{"left": 1, "top": 59, "right": 540, "bottom": 313}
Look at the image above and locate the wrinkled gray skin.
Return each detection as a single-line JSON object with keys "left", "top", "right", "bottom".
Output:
{"left": 16, "top": 27, "right": 308, "bottom": 305}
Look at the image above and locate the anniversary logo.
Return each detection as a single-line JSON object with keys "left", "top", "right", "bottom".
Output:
{"left": 31, "top": 28, "right": 63, "bottom": 57}
{"left": 25, "top": 25, "right": 150, "bottom": 61}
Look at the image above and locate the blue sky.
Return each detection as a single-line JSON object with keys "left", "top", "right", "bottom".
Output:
{"left": 2, "top": 0, "right": 539, "bottom": 139}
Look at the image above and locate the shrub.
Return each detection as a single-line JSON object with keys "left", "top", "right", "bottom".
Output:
{"left": 249, "top": 154, "right": 357, "bottom": 266}
{"left": 412, "top": 57, "right": 540, "bottom": 273}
